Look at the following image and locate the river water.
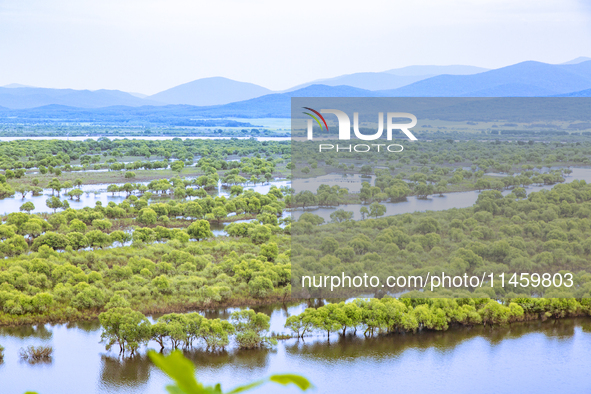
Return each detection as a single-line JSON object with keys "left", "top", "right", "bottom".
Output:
{"left": 0, "top": 302, "right": 590, "bottom": 394}
{"left": 290, "top": 167, "right": 591, "bottom": 221}
{"left": 0, "top": 180, "right": 291, "bottom": 216}
{"left": 5, "top": 166, "right": 588, "bottom": 219}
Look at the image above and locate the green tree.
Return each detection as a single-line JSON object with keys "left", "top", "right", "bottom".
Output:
{"left": 137, "top": 208, "right": 158, "bottom": 225}
{"left": 248, "top": 225, "right": 272, "bottom": 244}
{"left": 67, "top": 188, "right": 84, "bottom": 201}
{"left": 295, "top": 191, "right": 316, "bottom": 209}
{"left": 45, "top": 196, "right": 63, "bottom": 213}
{"left": 360, "top": 206, "right": 369, "bottom": 220}
{"left": 133, "top": 227, "right": 156, "bottom": 243}
{"left": 260, "top": 242, "right": 278, "bottom": 262}
{"left": 99, "top": 307, "right": 151, "bottom": 355}
{"left": 69, "top": 219, "right": 87, "bottom": 233}
{"left": 19, "top": 201, "right": 35, "bottom": 214}
{"left": 231, "top": 309, "right": 277, "bottom": 349}
{"left": 212, "top": 206, "right": 227, "bottom": 223}
{"left": 48, "top": 178, "right": 62, "bottom": 196}
{"left": 330, "top": 209, "right": 354, "bottom": 223}
{"left": 248, "top": 276, "right": 274, "bottom": 298}
{"left": 369, "top": 202, "right": 386, "bottom": 218}
{"left": 107, "top": 185, "right": 120, "bottom": 196}
{"left": 198, "top": 318, "right": 235, "bottom": 349}
{"left": 171, "top": 161, "right": 185, "bottom": 173}
{"left": 186, "top": 220, "right": 213, "bottom": 241}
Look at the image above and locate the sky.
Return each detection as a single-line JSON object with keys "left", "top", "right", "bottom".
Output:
{"left": 0, "top": 0, "right": 590, "bottom": 95}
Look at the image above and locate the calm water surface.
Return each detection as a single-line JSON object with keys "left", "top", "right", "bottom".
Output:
{"left": 291, "top": 167, "right": 591, "bottom": 221}
{"left": 0, "top": 180, "right": 291, "bottom": 215}
{"left": 0, "top": 303, "right": 590, "bottom": 394}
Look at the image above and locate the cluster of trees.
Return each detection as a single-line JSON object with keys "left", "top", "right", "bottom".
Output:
{"left": 0, "top": 140, "right": 291, "bottom": 218}
{"left": 102, "top": 154, "right": 281, "bottom": 183}
{"left": 293, "top": 139, "right": 591, "bottom": 176}
{"left": 104, "top": 171, "right": 278, "bottom": 203}
{"left": 99, "top": 307, "right": 275, "bottom": 356}
{"left": 66, "top": 186, "right": 282, "bottom": 220}
{"left": 0, "top": 173, "right": 15, "bottom": 198}
{"left": 290, "top": 166, "right": 569, "bottom": 207}
{"left": 0, "top": 218, "right": 291, "bottom": 325}
{"left": 285, "top": 296, "right": 591, "bottom": 338}
{"left": 0, "top": 185, "right": 290, "bottom": 260}
{"left": 291, "top": 139, "right": 579, "bottom": 198}
{"left": 199, "top": 156, "right": 278, "bottom": 181}
{"left": 0, "top": 138, "right": 289, "bottom": 172}
{"left": 0, "top": 161, "right": 292, "bottom": 326}
{"left": 292, "top": 180, "right": 591, "bottom": 298}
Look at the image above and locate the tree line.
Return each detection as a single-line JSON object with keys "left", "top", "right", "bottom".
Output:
{"left": 285, "top": 297, "right": 589, "bottom": 338}
{"left": 99, "top": 307, "right": 277, "bottom": 356}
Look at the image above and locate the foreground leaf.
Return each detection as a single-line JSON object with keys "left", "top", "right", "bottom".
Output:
{"left": 228, "top": 374, "right": 312, "bottom": 393}
{"left": 150, "top": 350, "right": 312, "bottom": 394}
{"left": 269, "top": 374, "right": 313, "bottom": 390}
{"left": 149, "top": 350, "right": 204, "bottom": 394}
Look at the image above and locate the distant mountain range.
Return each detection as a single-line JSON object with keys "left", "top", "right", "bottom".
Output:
{"left": 0, "top": 85, "right": 376, "bottom": 120}
{"left": 1, "top": 58, "right": 591, "bottom": 114}
{"left": 555, "top": 88, "right": 591, "bottom": 97}
{"left": 0, "top": 87, "right": 160, "bottom": 109}
{"left": 160, "top": 60, "right": 591, "bottom": 117}
{"left": 561, "top": 56, "right": 591, "bottom": 65}
{"left": 285, "top": 73, "right": 429, "bottom": 92}
{"left": 286, "top": 65, "right": 489, "bottom": 91}
{"left": 378, "top": 61, "right": 591, "bottom": 97}
{"left": 148, "top": 77, "right": 272, "bottom": 106}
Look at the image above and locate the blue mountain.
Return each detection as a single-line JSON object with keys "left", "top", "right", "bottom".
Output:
{"left": 379, "top": 61, "right": 591, "bottom": 97}
{"left": 554, "top": 88, "right": 591, "bottom": 97}
{"left": 0, "top": 87, "right": 162, "bottom": 109}
{"left": 149, "top": 77, "right": 272, "bottom": 106}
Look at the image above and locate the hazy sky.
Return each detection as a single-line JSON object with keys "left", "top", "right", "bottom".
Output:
{"left": 1, "top": 0, "right": 590, "bottom": 94}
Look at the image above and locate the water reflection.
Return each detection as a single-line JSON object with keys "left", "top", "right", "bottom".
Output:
{"left": 66, "top": 320, "right": 102, "bottom": 333}
{"left": 185, "top": 346, "right": 274, "bottom": 372}
{"left": 287, "top": 318, "right": 580, "bottom": 362}
{"left": 0, "top": 324, "right": 52, "bottom": 340}
{"left": 99, "top": 354, "right": 151, "bottom": 390}
{"left": 0, "top": 306, "right": 590, "bottom": 394}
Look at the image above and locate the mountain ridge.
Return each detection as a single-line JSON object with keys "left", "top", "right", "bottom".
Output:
{"left": 0, "top": 87, "right": 163, "bottom": 109}
{"left": 148, "top": 76, "right": 272, "bottom": 106}
{"left": 1, "top": 59, "right": 591, "bottom": 109}
{"left": 377, "top": 60, "right": 591, "bottom": 97}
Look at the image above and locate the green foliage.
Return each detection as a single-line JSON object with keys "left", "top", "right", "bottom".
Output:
{"left": 231, "top": 309, "right": 276, "bottom": 349}
{"left": 99, "top": 307, "right": 151, "bottom": 355}
{"left": 19, "top": 202, "right": 35, "bottom": 214}
{"left": 0, "top": 221, "right": 291, "bottom": 325}
{"left": 148, "top": 350, "right": 311, "bottom": 394}
{"left": 293, "top": 180, "right": 591, "bottom": 299}
{"left": 187, "top": 220, "right": 213, "bottom": 241}
{"left": 284, "top": 296, "right": 577, "bottom": 338}
{"left": 138, "top": 208, "right": 158, "bottom": 225}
